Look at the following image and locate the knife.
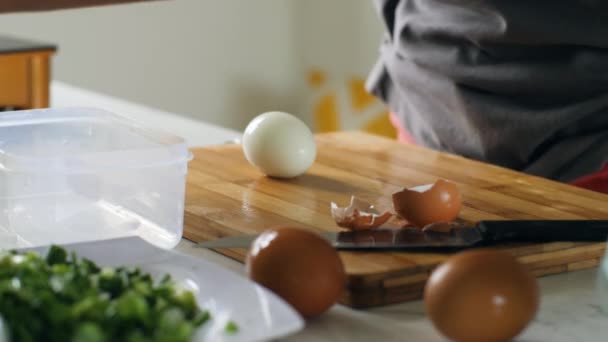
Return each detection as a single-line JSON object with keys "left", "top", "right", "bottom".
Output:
{"left": 195, "top": 220, "right": 608, "bottom": 251}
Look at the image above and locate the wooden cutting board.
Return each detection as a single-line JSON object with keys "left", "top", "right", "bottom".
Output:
{"left": 183, "top": 131, "right": 608, "bottom": 308}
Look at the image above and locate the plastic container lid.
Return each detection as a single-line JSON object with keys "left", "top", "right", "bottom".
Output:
{"left": 0, "top": 107, "right": 193, "bottom": 173}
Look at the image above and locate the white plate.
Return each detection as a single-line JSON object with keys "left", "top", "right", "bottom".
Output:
{"left": 15, "top": 236, "right": 304, "bottom": 342}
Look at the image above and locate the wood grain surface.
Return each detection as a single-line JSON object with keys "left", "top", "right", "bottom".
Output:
{"left": 183, "top": 131, "right": 608, "bottom": 308}
{"left": 0, "top": 50, "right": 54, "bottom": 109}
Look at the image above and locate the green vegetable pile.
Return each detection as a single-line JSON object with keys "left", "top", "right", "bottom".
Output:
{"left": 0, "top": 246, "right": 238, "bottom": 342}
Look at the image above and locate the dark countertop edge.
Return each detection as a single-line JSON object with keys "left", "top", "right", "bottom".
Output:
{"left": 0, "top": 35, "right": 58, "bottom": 54}
{"left": 0, "top": 45, "right": 58, "bottom": 54}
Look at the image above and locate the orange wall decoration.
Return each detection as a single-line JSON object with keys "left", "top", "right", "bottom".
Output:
{"left": 306, "top": 68, "right": 396, "bottom": 139}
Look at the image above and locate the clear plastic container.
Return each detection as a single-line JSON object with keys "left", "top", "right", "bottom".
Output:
{"left": 0, "top": 107, "right": 192, "bottom": 249}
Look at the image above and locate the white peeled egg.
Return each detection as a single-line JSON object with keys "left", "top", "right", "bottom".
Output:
{"left": 242, "top": 111, "right": 316, "bottom": 178}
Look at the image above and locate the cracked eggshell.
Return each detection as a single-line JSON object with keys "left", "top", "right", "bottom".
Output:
{"left": 392, "top": 179, "right": 462, "bottom": 228}
{"left": 330, "top": 196, "right": 393, "bottom": 230}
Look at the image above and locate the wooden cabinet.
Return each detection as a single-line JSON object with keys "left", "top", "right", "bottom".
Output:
{"left": 0, "top": 36, "right": 56, "bottom": 110}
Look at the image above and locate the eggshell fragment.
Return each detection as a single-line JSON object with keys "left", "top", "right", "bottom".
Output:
{"left": 330, "top": 196, "right": 393, "bottom": 230}
{"left": 392, "top": 179, "right": 462, "bottom": 228}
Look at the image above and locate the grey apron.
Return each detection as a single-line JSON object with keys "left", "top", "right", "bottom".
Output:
{"left": 367, "top": 0, "right": 608, "bottom": 182}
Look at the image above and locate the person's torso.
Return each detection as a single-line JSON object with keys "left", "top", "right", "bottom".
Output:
{"left": 367, "top": 0, "right": 608, "bottom": 181}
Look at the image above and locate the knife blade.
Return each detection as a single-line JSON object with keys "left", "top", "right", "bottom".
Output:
{"left": 195, "top": 220, "right": 608, "bottom": 251}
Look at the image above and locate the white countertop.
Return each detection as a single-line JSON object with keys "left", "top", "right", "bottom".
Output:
{"left": 50, "top": 81, "right": 242, "bottom": 147}
{"left": 176, "top": 240, "right": 608, "bottom": 342}
{"left": 53, "top": 83, "right": 608, "bottom": 341}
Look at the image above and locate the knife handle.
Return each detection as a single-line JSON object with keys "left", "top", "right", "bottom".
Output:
{"left": 478, "top": 220, "right": 608, "bottom": 243}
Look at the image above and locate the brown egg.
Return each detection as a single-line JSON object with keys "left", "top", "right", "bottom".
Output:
{"left": 392, "top": 179, "right": 462, "bottom": 227}
{"left": 245, "top": 226, "right": 346, "bottom": 318}
{"left": 424, "top": 249, "right": 540, "bottom": 342}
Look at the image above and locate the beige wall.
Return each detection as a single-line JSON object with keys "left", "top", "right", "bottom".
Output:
{"left": 293, "top": 0, "right": 383, "bottom": 78}
{"left": 0, "top": 0, "right": 384, "bottom": 130}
